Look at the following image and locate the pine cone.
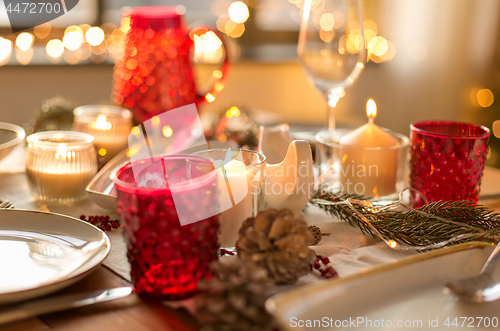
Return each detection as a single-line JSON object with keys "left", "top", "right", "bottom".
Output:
{"left": 236, "top": 208, "right": 316, "bottom": 284}
{"left": 195, "top": 261, "right": 279, "bottom": 331}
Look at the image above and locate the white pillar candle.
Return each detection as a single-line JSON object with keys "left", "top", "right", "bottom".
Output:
{"left": 338, "top": 99, "right": 400, "bottom": 197}
{"left": 216, "top": 159, "right": 255, "bottom": 248}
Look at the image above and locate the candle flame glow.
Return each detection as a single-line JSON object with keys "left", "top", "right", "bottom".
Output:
{"left": 55, "top": 143, "right": 68, "bottom": 160}
{"left": 366, "top": 99, "right": 377, "bottom": 119}
{"left": 91, "top": 115, "right": 112, "bottom": 130}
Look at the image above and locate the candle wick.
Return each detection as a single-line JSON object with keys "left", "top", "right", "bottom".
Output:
{"left": 368, "top": 117, "right": 374, "bottom": 125}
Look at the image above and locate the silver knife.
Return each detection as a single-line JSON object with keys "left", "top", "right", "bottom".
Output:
{"left": 0, "top": 287, "right": 134, "bottom": 325}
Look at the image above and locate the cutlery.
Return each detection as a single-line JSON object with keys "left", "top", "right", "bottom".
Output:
{"left": 446, "top": 241, "right": 500, "bottom": 302}
{"left": 0, "top": 287, "right": 134, "bottom": 325}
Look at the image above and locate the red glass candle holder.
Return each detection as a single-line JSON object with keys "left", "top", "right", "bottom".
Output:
{"left": 112, "top": 6, "right": 230, "bottom": 123}
{"left": 409, "top": 121, "right": 490, "bottom": 207}
{"left": 111, "top": 156, "right": 220, "bottom": 300}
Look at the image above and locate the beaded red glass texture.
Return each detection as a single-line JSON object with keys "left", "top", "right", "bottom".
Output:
{"left": 114, "top": 157, "right": 220, "bottom": 300}
{"left": 409, "top": 121, "right": 490, "bottom": 208}
{"left": 112, "top": 8, "right": 196, "bottom": 123}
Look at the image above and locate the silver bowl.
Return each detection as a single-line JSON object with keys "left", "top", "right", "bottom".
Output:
{"left": 0, "top": 122, "right": 26, "bottom": 162}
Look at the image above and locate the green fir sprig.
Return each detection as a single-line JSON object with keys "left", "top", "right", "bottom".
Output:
{"left": 311, "top": 191, "right": 500, "bottom": 250}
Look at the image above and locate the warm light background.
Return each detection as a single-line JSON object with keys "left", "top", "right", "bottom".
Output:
{"left": 0, "top": 0, "right": 498, "bottom": 164}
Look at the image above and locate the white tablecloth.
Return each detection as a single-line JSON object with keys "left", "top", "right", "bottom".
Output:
{"left": 2, "top": 145, "right": 500, "bottom": 285}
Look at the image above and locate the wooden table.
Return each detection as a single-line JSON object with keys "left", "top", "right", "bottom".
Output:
{"left": 2, "top": 146, "right": 500, "bottom": 331}
{"left": 1, "top": 266, "right": 200, "bottom": 331}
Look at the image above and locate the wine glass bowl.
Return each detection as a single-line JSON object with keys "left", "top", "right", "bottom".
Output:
{"left": 298, "top": 0, "right": 366, "bottom": 133}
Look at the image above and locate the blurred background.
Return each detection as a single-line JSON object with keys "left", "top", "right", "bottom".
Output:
{"left": 0, "top": 0, "right": 499, "bottom": 166}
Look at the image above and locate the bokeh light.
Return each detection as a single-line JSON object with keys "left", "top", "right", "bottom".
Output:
{"left": 226, "top": 106, "right": 241, "bottom": 118}
{"left": 162, "top": 126, "right": 173, "bottom": 137}
{"left": 15, "top": 33, "right": 34, "bottom": 51}
{"left": 227, "top": 22, "right": 245, "bottom": 38}
{"left": 86, "top": 27, "right": 105, "bottom": 46}
{"left": 193, "top": 30, "right": 224, "bottom": 63}
{"left": 320, "top": 13, "right": 335, "bottom": 31}
{"left": 16, "top": 47, "right": 33, "bottom": 65}
{"left": 368, "top": 36, "right": 388, "bottom": 56}
{"left": 493, "top": 120, "right": 500, "bottom": 138}
{"left": 131, "top": 126, "right": 140, "bottom": 136}
{"left": 0, "top": 37, "right": 12, "bottom": 64}
{"left": 34, "top": 23, "right": 51, "bottom": 39}
{"left": 477, "top": 89, "right": 494, "bottom": 108}
{"left": 64, "top": 25, "right": 84, "bottom": 36}
{"left": 63, "top": 31, "right": 83, "bottom": 51}
{"left": 46, "top": 39, "right": 64, "bottom": 58}
{"left": 120, "top": 16, "right": 131, "bottom": 34}
{"left": 228, "top": 1, "right": 249, "bottom": 24}
{"left": 202, "top": 31, "right": 222, "bottom": 53}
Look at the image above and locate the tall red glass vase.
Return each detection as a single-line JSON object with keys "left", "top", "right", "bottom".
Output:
{"left": 112, "top": 7, "right": 230, "bottom": 123}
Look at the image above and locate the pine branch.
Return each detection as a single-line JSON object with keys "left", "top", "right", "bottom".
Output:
{"left": 311, "top": 192, "right": 500, "bottom": 249}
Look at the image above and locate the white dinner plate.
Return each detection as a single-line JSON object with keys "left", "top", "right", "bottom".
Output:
{"left": 266, "top": 242, "right": 500, "bottom": 331}
{"left": 0, "top": 209, "right": 111, "bottom": 305}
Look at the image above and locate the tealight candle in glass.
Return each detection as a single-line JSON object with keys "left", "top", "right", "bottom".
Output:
{"left": 73, "top": 105, "right": 132, "bottom": 165}
{"left": 26, "top": 131, "right": 97, "bottom": 203}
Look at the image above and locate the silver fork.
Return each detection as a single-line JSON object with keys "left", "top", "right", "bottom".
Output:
{"left": 446, "top": 241, "right": 500, "bottom": 303}
{"left": 0, "top": 200, "right": 14, "bottom": 209}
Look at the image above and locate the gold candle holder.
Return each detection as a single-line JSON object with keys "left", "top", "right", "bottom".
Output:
{"left": 26, "top": 131, "right": 97, "bottom": 203}
{"left": 73, "top": 105, "right": 132, "bottom": 165}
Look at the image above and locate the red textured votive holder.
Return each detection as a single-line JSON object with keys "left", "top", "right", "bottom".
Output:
{"left": 110, "top": 156, "right": 220, "bottom": 300}
{"left": 409, "top": 121, "right": 490, "bottom": 207}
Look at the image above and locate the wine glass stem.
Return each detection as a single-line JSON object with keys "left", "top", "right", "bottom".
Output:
{"left": 327, "top": 93, "right": 341, "bottom": 132}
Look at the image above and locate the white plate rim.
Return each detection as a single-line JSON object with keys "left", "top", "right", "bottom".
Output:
{"left": 0, "top": 208, "right": 111, "bottom": 304}
{"left": 265, "top": 241, "right": 493, "bottom": 331}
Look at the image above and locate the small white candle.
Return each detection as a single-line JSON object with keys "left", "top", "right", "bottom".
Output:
{"left": 26, "top": 132, "right": 97, "bottom": 203}
{"left": 216, "top": 159, "right": 255, "bottom": 248}
{"left": 338, "top": 99, "right": 400, "bottom": 197}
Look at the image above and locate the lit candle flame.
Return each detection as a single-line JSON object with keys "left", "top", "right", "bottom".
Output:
{"left": 55, "top": 143, "right": 67, "bottom": 160}
{"left": 366, "top": 99, "right": 377, "bottom": 124}
{"left": 92, "top": 114, "right": 112, "bottom": 130}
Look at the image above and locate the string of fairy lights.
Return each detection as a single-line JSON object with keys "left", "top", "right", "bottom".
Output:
{"left": 0, "top": 0, "right": 398, "bottom": 66}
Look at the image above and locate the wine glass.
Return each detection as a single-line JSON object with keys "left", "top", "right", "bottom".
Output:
{"left": 298, "top": 0, "right": 366, "bottom": 136}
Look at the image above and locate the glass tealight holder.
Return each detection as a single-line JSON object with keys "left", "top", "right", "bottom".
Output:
{"left": 315, "top": 130, "right": 409, "bottom": 200}
{"left": 110, "top": 156, "right": 220, "bottom": 300}
{"left": 73, "top": 105, "right": 132, "bottom": 166}
{"left": 26, "top": 131, "right": 97, "bottom": 203}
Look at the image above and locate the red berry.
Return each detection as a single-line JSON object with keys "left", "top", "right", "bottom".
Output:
{"left": 90, "top": 219, "right": 97, "bottom": 225}
{"left": 313, "top": 262, "right": 321, "bottom": 270}
{"left": 321, "top": 257, "right": 330, "bottom": 265}
{"left": 98, "top": 225, "right": 106, "bottom": 231}
{"left": 104, "top": 216, "right": 110, "bottom": 222}
{"left": 80, "top": 215, "right": 86, "bottom": 220}
{"left": 112, "top": 221, "right": 120, "bottom": 229}
{"left": 105, "top": 224, "right": 112, "bottom": 231}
